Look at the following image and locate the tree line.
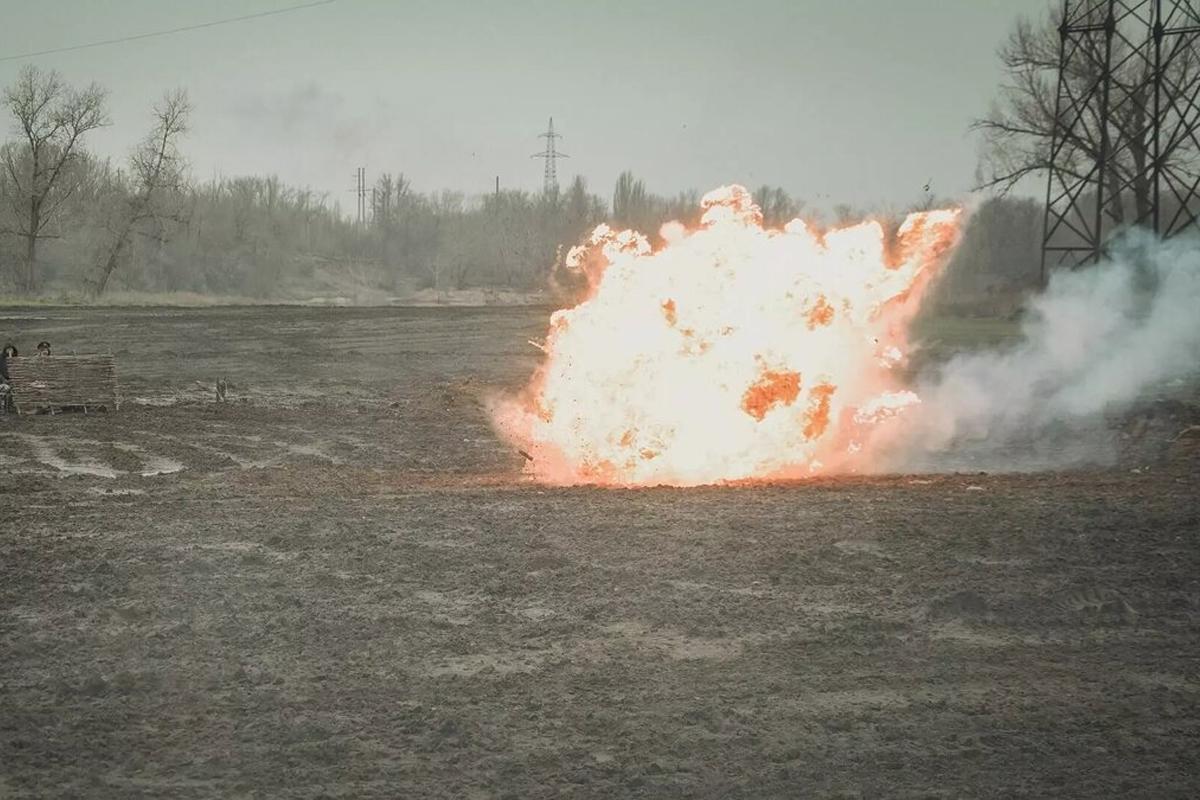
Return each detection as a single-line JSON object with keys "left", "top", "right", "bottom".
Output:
{"left": 9, "top": 0, "right": 1159, "bottom": 309}
{"left": 0, "top": 67, "right": 928, "bottom": 303}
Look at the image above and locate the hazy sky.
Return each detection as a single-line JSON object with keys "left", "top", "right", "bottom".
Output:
{"left": 0, "top": 0, "right": 1053, "bottom": 213}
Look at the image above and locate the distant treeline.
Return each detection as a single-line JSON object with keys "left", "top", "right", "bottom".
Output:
{"left": 0, "top": 66, "right": 1043, "bottom": 310}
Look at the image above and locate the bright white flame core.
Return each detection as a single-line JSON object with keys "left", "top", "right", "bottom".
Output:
{"left": 493, "top": 185, "right": 960, "bottom": 486}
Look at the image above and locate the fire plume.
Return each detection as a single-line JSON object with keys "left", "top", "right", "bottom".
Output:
{"left": 493, "top": 185, "right": 960, "bottom": 486}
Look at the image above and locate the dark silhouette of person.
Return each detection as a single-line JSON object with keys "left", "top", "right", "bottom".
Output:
{"left": 0, "top": 343, "right": 15, "bottom": 381}
{"left": 0, "top": 343, "right": 15, "bottom": 412}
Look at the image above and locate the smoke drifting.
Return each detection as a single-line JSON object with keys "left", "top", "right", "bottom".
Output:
{"left": 890, "top": 233, "right": 1200, "bottom": 471}
{"left": 499, "top": 187, "right": 1195, "bottom": 486}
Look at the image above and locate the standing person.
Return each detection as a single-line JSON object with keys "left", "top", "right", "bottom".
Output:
{"left": 0, "top": 343, "right": 16, "bottom": 413}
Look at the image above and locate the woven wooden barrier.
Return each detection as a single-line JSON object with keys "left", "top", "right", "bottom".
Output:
{"left": 6, "top": 355, "right": 121, "bottom": 415}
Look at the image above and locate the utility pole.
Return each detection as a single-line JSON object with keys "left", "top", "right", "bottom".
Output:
{"left": 531, "top": 117, "right": 568, "bottom": 195}
{"left": 350, "top": 167, "right": 367, "bottom": 227}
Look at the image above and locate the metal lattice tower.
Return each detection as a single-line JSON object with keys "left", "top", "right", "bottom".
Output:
{"left": 531, "top": 117, "right": 568, "bottom": 194}
{"left": 1041, "top": 0, "right": 1200, "bottom": 279}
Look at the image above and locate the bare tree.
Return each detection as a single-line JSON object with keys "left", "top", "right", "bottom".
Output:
{"left": 832, "top": 203, "right": 861, "bottom": 226}
{"left": 752, "top": 185, "right": 803, "bottom": 227}
{"left": 613, "top": 170, "right": 656, "bottom": 231}
{"left": 975, "top": 5, "right": 1199, "bottom": 223}
{"left": 1, "top": 66, "right": 108, "bottom": 291}
{"left": 92, "top": 90, "right": 191, "bottom": 296}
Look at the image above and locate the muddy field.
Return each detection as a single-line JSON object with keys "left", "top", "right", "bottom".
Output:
{"left": 1, "top": 306, "right": 1198, "bottom": 799}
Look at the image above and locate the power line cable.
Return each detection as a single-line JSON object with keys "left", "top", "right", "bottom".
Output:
{"left": 0, "top": 0, "right": 339, "bottom": 63}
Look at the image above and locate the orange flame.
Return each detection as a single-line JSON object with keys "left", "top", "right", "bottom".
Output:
{"left": 492, "top": 185, "right": 960, "bottom": 486}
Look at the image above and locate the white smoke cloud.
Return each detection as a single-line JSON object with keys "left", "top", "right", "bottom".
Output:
{"left": 891, "top": 232, "right": 1200, "bottom": 471}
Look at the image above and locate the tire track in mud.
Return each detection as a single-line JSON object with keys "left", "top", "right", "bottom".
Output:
{"left": 0, "top": 432, "right": 184, "bottom": 478}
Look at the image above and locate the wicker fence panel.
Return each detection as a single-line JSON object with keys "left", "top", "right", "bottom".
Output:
{"left": 6, "top": 355, "right": 120, "bottom": 414}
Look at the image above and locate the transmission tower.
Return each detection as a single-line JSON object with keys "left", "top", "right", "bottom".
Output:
{"left": 531, "top": 117, "right": 568, "bottom": 194}
{"left": 1041, "top": 0, "right": 1200, "bottom": 280}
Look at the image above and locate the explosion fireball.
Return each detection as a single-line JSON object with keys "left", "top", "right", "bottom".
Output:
{"left": 493, "top": 185, "right": 960, "bottom": 486}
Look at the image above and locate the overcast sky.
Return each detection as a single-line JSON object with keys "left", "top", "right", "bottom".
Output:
{"left": 0, "top": 0, "right": 1053, "bottom": 213}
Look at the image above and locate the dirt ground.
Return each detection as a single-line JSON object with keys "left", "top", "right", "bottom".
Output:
{"left": 1, "top": 306, "right": 1198, "bottom": 799}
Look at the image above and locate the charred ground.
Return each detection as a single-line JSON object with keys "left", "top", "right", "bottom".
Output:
{"left": 1, "top": 306, "right": 1198, "bottom": 799}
